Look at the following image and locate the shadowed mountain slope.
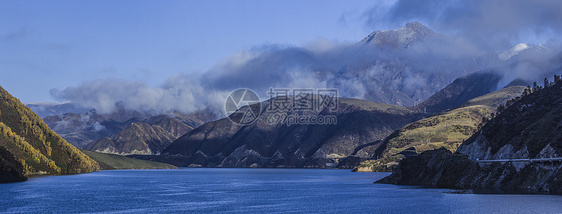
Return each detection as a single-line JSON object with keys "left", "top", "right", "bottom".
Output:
{"left": 161, "top": 98, "right": 425, "bottom": 168}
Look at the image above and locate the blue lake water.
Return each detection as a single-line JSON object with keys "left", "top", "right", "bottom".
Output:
{"left": 1, "top": 168, "right": 561, "bottom": 213}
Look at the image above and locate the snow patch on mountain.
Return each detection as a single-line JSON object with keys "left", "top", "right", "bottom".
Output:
{"left": 360, "top": 21, "right": 439, "bottom": 48}
{"left": 498, "top": 43, "right": 529, "bottom": 61}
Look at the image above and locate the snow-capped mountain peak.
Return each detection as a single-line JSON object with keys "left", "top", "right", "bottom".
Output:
{"left": 360, "top": 22, "right": 438, "bottom": 48}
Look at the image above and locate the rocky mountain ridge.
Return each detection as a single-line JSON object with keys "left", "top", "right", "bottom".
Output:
{"left": 88, "top": 117, "right": 193, "bottom": 155}
{"left": 43, "top": 108, "right": 214, "bottom": 149}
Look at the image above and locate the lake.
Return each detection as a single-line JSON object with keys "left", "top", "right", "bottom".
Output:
{"left": 1, "top": 168, "right": 561, "bottom": 213}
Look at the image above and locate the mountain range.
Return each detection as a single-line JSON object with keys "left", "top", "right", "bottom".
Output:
{"left": 160, "top": 98, "right": 425, "bottom": 168}
{"left": 41, "top": 107, "right": 215, "bottom": 150}
{"left": 146, "top": 70, "right": 525, "bottom": 168}
{"left": 35, "top": 23, "right": 500, "bottom": 158}
{"left": 87, "top": 117, "right": 193, "bottom": 155}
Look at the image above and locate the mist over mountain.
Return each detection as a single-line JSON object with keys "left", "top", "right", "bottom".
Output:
{"left": 25, "top": 102, "right": 89, "bottom": 118}
{"left": 364, "top": 0, "right": 562, "bottom": 50}
{"left": 48, "top": 22, "right": 561, "bottom": 117}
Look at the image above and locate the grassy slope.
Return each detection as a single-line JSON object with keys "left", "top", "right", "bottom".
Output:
{"left": 354, "top": 86, "right": 526, "bottom": 172}
{"left": 0, "top": 85, "right": 99, "bottom": 176}
{"left": 459, "top": 86, "right": 528, "bottom": 108}
{"left": 81, "top": 150, "right": 177, "bottom": 170}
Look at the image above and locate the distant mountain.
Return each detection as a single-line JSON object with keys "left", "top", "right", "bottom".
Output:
{"left": 360, "top": 21, "right": 442, "bottom": 49}
{"left": 43, "top": 108, "right": 214, "bottom": 149}
{"left": 343, "top": 23, "right": 554, "bottom": 109}
{"left": 88, "top": 117, "right": 193, "bottom": 155}
{"left": 331, "top": 22, "right": 486, "bottom": 108}
{"left": 416, "top": 72, "right": 504, "bottom": 113}
{"left": 0, "top": 85, "right": 99, "bottom": 177}
{"left": 42, "top": 109, "right": 150, "bottom": 148}
{"left": 378, "top": 77, "right": 562, "bottom": 194}
{"left": 161, "top": 98, "right": 425, "bottom": 168}
{"left": 25, "top": 102, "right": 90, "bottom": 118}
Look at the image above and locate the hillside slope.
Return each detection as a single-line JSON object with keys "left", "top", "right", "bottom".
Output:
{"left": 378, "top": 78, "right": 562, "bottom": 194}
{"left": 351, "top": 86, "right": 526, "bottom": 172}
{"left": 417, "top": 71, "right": 503, "bottom": 113}
{"left": 161, "top": 98, "right": 424, "bottom": 168}
{"left": 0, "top": 86, "right": 99, "bottom": 176}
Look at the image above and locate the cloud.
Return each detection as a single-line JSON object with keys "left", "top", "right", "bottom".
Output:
{"left": 51, "top": 3, "right": 562, "bottom": 117}
{"left": 92, "top": 122, "right": 105, "bottom": 132}
{"left": 49, "top": 43, "right": 352, "bottom": 115}
{"left": 496, "top": 41, "right": 562, "bottom": 88}
{"left": 364, "top": 0, "right": 562, "bottom": 50}
{"left": 50, "top": 77, "right": 225, "bottom": 115}
{"left": 200, "top": 44, "right": 349, "bottom": 93}
{"left": 49, "top": 32, "right": 490, "bottom": 115}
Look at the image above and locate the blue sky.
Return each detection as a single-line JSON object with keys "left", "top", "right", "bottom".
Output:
{"left": 0, "top": 0, "right": 392, "bottom": 103}
{"left": 3, "top": 0, "right": 561, "bottom": 107}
